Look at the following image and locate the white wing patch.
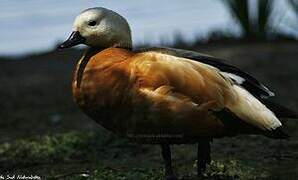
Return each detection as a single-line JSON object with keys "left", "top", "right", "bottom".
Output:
{"left": 221, "top": 72, "right": 275, "bottom": 98}
{"left": 228, "top": 85, "right": 282, "bottom": 130}
{"left": 260, "top": 84, "right": 275, "bottom": 97}
{"left": 220, "top": 72, "right": 245, "bottom": 84}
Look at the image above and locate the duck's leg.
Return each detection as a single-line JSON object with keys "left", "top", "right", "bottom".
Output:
{"left": 197, "top": 139, "right": 211, "bottom": 176}
{"left": 160, "top": 144, "right": 177, "bottom": 180}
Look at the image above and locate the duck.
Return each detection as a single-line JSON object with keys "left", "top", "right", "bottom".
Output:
{"left": 58, "top": 7, "right": 297, "bottom": 180}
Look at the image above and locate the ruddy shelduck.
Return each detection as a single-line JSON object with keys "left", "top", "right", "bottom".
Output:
{"left": 58, "top": 7, "right": 297, "bottom": 179}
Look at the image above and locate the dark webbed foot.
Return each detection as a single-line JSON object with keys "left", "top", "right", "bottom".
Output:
{"left": 197, "top": 139, "right": 211, "bottom": 176}
{"left": 161, "top": 144, "right": 178, "bottom": 180}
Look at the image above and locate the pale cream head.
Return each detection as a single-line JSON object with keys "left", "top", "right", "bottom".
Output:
{"left": 73, "top": 7, "right": 132, "bottom": 49}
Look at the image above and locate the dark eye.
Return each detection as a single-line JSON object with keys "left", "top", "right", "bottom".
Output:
{"left": 88, "top": 20, "right": 97, "bottom": 26}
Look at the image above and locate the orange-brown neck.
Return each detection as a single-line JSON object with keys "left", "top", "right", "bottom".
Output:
{"left": 73, "top": 47, "right": 134, "bottom": 88}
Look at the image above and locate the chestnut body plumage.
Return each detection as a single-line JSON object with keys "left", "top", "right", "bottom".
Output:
{"left": 72, "top": 47, "right": 287, "bottom": 140}
{"left": 73, "top": 47, "right": 228, "bottom": 142}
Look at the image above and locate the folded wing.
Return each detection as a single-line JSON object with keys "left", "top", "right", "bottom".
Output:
{"left": 131, "top": 50, "right": 286, "bottom": 138}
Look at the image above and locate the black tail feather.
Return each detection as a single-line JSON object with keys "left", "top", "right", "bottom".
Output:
{"left": 264, "top": 127, "right": 290, "bottom": 139}
{"left": 262, "top": 99, "right": 298, "bottom": 119}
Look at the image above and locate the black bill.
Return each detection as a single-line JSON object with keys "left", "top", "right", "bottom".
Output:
{"left": 58, "top": 31, "right": 85, "bottom": 50}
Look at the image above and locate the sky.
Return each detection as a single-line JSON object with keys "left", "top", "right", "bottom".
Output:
{"left": 0, "top": 0, "right": 296, "bottom": 56}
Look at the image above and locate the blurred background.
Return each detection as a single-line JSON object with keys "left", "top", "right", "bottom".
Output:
{"left": 1, "top": 0, "right": 298, "bottom": 179}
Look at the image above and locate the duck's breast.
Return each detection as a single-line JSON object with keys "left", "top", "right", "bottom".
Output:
{"left": 72, "top": 48, "right": 135, "bottom": 134}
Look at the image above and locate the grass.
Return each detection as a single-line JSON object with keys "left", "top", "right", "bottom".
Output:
{"left": 0, "top": 130, "right": 139, "bottom": 171}
{"left": 0, "top": 131, "right": 272, "bottom": 180}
